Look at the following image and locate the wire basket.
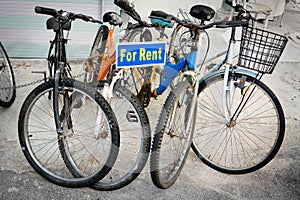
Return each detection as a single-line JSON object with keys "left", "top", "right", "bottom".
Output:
{"left": 238, "top": 26, "right": 288, "bottom": 74}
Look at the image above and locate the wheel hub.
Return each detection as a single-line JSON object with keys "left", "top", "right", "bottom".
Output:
{"left": 226, "top": 120, "right": 236, "bottom": 128}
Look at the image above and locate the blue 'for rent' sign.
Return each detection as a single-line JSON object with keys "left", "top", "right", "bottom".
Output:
{"left": 116, "top": 42, "right": 166, "bottom": 68}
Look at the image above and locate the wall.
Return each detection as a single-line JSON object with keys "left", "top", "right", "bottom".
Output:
{"left": 134, "top": 0, "right": 223, "bottom": 21}
{"left": 0, "top": 0, "right": 105, "bottom": 58}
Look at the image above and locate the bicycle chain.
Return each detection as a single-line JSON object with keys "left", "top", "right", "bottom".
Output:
{"left": 0, "top": 68, "right": 153, "bottom": 91}
{"left": 0, "top": 72, "right": 86, "bottom": 90}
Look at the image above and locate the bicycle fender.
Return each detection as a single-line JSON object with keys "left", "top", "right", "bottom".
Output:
{"left": 199, "top": 68, "right": 258, "bottom": 84}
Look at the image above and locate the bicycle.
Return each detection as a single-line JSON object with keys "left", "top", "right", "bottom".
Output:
{"left": 18, "top": 6, "right": 120, "bottom": 188}
{"left": 112, "top": 2, "right": 206, "bottom": 107}
{"left": 76, "top": 5, "right": 152, "bottom": 191}
{"left": 192, "top": 0, "right": 287, "bottom": 175}
{"left": 150, "top": 1, "right": 287, "bottom": 189}
{"left": 0, "top": 42, "right": 16, "bottom": 107}
{"left": 81, "top": 0, "right": 174, "bottom": 190}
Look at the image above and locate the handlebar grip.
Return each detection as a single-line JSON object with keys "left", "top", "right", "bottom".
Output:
{"left": 35, "top": 6, "right": 58, "bottom": 17}
{"left": 215, "top": 20, "right": 248, "bottom": 28}
{"left": 75, "top": 14, "right": 102, "bottom": 24}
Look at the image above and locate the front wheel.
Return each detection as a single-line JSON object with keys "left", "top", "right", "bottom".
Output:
{"left": 0, "top": 42, "right": 16, "bottom": 107}
{"left": 150, "top": 80, "right": 195, "bottom": 189}
{"left": 192, "top": 72, "right": 285, "bottom": 174}
{"left": 18, "top": 79, "right": 120, "bottom": 188}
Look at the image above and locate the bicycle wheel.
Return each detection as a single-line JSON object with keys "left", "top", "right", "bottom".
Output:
{"left": 150, "top": 80, "right": 195, "bottom": 189}
{"left": 65, "top": 81, "right": 151, "bottom": 190}
{"left": 18, "top": 79, "right": 120, "bottom": 188}
{"left": 168, "top": 24, "right": 192, "bottom": 59}
{"left": 0, "top": 42, "right": 16, "bottom": 107}
{"left": 86, "top": 25, "right": 110, "bottom": 82}
{"left": 192, "top": 71, "right": 285, "bottom": 174}
{"left": 90, "top": 25, "right": 109, "bottom": 56}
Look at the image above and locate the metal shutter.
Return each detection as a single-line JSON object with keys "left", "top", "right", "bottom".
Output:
{"left": 0, "top": 0, "right": 115, "bottom": 59}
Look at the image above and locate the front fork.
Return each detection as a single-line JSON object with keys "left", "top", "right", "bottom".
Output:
{"left": 222, "top": 65, "right": 256, "bottom": 127}
{"left": 180, "top": 71, "right": 198, "bottom": 137}
{"left": 53, "top": 62, "right": 64, "bottom": 134}
{"left": 223, "top": 64, "right": 232, "bottom": 125}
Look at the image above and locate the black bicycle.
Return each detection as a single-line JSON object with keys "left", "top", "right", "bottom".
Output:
{"left": 18, "top": 6, "right": 120, "bottom": 188}
{"left": 0, "top": 42, "right": 16, "bottom": 107}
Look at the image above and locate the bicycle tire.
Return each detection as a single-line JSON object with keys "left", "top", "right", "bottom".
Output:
{"left": 18, "top": 79, "right": 120, "bottom": 188}
{"left": 90, "top": 25, "right": 109, "bottom": 56}
{"left": 128, "top": 28, "right": 152, "bottom": 42}
{"left": 192, "top": 71, "right": 285, "bottom": 174}
{"left": 150, "top": 80, "right": 195, "bottom": 189}
{"left": 93, "top": 83, "right": 151, "bottom": 190}
{"left": 64, "top": 81, "right": 151, "bottom": 190}
{"left": 0, "top": 42, "right": 16, "bottom": 107}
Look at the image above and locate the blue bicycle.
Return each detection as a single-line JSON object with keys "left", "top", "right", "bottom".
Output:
{"left": 150, "top": 0, "right": 287, "bottom": 189}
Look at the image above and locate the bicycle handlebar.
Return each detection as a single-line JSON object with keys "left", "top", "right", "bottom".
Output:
{"left": 35, "top": 6, "right": 58, "bottom": 17}
{"left": 34, "top": 6, "right": 102, "bottom": 24}
{"left": 73, "top": 13, "right": 102, "bottom": 24}
{"left": 112, "top": 0, "right": 252, "bottom": 31}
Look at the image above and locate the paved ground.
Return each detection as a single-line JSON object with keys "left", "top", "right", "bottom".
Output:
{"left": 1, "top": 8, "right": 300, "bottom": 200}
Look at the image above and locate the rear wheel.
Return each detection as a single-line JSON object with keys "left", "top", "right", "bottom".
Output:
{"left": 122, "top": 28, "right": 153, "bottom": 107}
{"left": 0, "top": 42, "right": 16, "bottom": 107}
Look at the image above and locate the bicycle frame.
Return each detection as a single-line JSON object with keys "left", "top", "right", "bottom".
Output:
{"left": 49, "top": 19, "right": 68, "bottom": 133}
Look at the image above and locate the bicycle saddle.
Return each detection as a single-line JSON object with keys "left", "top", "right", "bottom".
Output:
{"left": 103, "top": 12, "right": 123, "bottom": 26}
{"left": 190, "top": 5, "right": 215, "bottom": 21}
{"left": 149, "top": 10, "right": 174, "bottom": 28}
{"left": 46, "top": 17, "right": 72, "bottom": 31}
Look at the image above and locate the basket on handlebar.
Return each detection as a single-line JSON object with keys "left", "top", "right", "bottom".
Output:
{"left": 238, "top": 26, "right": 288, "bottom": 74}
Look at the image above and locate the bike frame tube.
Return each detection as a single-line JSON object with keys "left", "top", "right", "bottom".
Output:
{"left": 184, "top": 30, "right": 202, "bottom": 136}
